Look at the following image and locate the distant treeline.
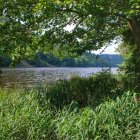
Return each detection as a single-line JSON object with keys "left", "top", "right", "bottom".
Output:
{"left": 0, "top": 52, "right": 123, "bottom": 67}
{"left": 0, "top": 55, "right": 11, "bottom": 67}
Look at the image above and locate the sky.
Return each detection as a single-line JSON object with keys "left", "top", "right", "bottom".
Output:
{"left": 93, "top": 42, "right": 120, "bottom": 54}
{"left": 65, "top": 25, "right": 120, "bottom": 54}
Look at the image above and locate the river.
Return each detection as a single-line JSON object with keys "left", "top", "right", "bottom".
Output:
{"left": 0, "top": 67, "right": 118, "bottom": 88}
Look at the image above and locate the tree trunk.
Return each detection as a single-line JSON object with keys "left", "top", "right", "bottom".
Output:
{"left": 128, "top": 18, "right": 140, "bottom": 73}
{"left": 128, "top": 18, "right": 140, "bottom": 51}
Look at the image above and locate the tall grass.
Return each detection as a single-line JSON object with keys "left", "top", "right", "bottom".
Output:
{"left": 0, "top": 88, "right": 139, "bottom": 140}
{"left": 54, "top": 92, "right": 140, "bottom": 140}
{"left": 0, "top": 89, "right": 56, "bottom": 140}
{"left": 0, "top": 72, "right": 139, "bottom": 139}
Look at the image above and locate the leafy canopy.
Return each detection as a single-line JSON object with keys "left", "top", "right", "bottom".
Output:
{"left": 0, "top": 0, "right": 140, "bottom": 60}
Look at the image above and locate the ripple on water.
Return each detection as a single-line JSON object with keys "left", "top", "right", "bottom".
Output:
{"left": 0, "top": 67, "right": 118, "bottom": 88}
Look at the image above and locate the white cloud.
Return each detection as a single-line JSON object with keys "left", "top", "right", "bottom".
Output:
{"left": 64, "top": 25, "right": 121, "bottom": 54}
{"left": 93, "top": 41, "right": 120, "bottom": 54}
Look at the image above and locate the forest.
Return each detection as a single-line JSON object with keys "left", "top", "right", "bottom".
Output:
{"left": 0, "top": 52, "right": 123, "bottom": 67}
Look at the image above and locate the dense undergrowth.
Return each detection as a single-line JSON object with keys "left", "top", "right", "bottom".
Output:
{"left": 0, "top": 72, "right": 140, "bottom": 140}
{"left": 45, "top": 72, "right": 123, "bottom": 109}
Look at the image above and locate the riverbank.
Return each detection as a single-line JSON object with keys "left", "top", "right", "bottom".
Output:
{"left": 0, "top": 72, "right": 139, "bottom": 139}
{"left": 0, "top": 89, "right": 139, "bottom": 140}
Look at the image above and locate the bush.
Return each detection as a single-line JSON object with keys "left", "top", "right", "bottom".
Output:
{"left": 119, "top": 72, "right": 140, "bottom": 92}
{"left": 45, "top": 72, "right": 123, "bottom": 108}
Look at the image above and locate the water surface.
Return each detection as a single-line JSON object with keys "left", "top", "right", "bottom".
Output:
{"left": 0, "top": 67, "right": 118, "bottom": 88}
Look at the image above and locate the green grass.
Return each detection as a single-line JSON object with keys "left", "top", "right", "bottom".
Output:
{"left": 0, "top": 88, "right": 139, "bottom": 140}
{"left": 55, "top": 92, "right": 140, "bottom": 140}
{"left": 0, "top": 89, "right": 56, "bottom": 140}
{"left": 0, "top": 71, "right": 139, "bottom": 140}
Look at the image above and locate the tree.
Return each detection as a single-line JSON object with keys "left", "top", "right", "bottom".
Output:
{"left": 117, "top": 25, "right": 140, "bottom": 91}
{"left": 0, "top": 0, "right": 140, "bottom": 60}
{"left": 42, "top": 0, "right": 140, "bottom": 53}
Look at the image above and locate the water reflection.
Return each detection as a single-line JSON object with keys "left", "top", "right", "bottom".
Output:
{"left": 0, "top": 67, "right": 118, "bottom": 88}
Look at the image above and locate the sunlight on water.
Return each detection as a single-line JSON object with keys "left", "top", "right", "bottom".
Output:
{"left": 0, "top": 67, "right": 118, "bottom": 88}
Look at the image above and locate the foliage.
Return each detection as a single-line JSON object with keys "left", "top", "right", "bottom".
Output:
{"left": 118, "top": 38, "right": 140, "bottom": 73}
{"left": 28, "top": 52, "right": 123, "bottom": 67}
{"left": 0, "top": 0, "right": 44, "bottom": 62}
{"left": 27, "top": 53, "right": 50, "bottom": 67}
{"left": 0, "top": 0, "right": 140, "bottom": 59}
{"left": 0, "top": 55, "right": 11, "bottom": 67}
{"left": 119, "top": 72, "right": 140, "bottom": 92}
{"left": 0, "top": 52, "right": 123, "bottom": 67}
{"left": 45, "top": 72, "right": 123, "bottom": 108}
{"left": 0, "top": 89, "right": 139, "bottom": 140}
{"left": 118, "top": 36, "right": 140, "bottom": 92}
{"left": 0, "top": 89, "right": 57, "bottom": 140}
{"left": 55, "top": 92, "right": 140, "bottom": 140}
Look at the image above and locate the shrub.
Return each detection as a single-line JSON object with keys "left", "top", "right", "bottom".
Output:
{"left": 45, "top": 72, "right": 123, "bottom": 108}
{"left": 119, "top": 72, "right": 140, "bottom": 92}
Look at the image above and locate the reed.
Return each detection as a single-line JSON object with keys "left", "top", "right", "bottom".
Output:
{"left": 54, "top": 92, "right": 140, "bottom": 140}
{"left": 0, "top": 89, "right": 56, "bottom": 140}
{"left": 0, "top": 72, "right": 139, "bottom": 140}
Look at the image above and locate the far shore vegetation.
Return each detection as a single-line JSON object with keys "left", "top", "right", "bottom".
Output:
{"left": 0, "top": 52, "right": 123, "bottom": 68}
